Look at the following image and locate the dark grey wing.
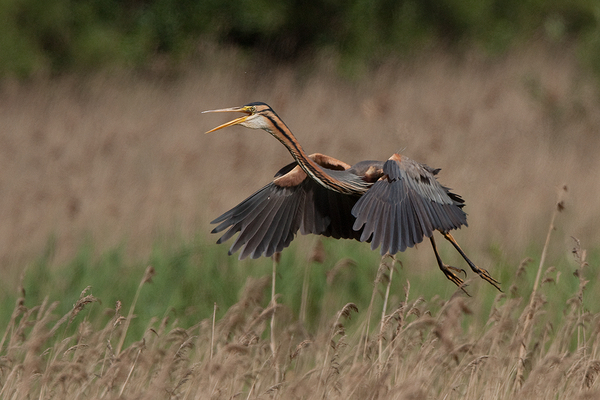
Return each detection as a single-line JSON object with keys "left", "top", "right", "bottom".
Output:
{"left": 301, "top": 171, "right": 363, "bottom": 240}
{"left": 211, "top": 162, "right": 362, "bottom": 259}
{"left": 351, "top": 157, "right": 467, "bottom": 255}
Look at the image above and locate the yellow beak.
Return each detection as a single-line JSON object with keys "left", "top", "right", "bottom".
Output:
{"left": 202, "top": 106, "right": 252, "bottom": 133}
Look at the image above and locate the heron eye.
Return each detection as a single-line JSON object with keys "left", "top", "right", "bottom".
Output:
{"left": 250, "top": 106, "right": 256, "bottom": 113}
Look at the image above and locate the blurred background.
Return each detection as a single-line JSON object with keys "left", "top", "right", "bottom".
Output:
{"left": 1, "top": 0, "right": 599, "bottom": 288}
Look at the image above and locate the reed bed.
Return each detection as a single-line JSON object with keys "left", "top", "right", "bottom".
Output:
{"left": 1, "top": 201, "right": 598, "bottom": 399}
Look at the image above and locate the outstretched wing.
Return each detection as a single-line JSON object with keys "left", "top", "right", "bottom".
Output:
{"left": 211, "top": 155, "right": 362, "bottom": 259}
{"left": 351, "top": 155, "right": 467, "bottom": 255}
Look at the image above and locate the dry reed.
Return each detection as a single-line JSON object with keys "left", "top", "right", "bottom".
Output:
{"left": 1, "top": 234, "right": 598, "bottom": 399}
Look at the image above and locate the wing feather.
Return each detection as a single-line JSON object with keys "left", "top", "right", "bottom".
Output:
{"left": 243, "top": 194, "right": 295, "bottom": 259}
{"left": 231, "top": 194, "right": 285, "bottom": 257}
{"left": 261, "top": 190, "right": 302, "bottom": 257}
{"left": 211, "top": 158, "right": 364, "bottom": 259}
{"left": 352, "top": 157, "right": 467, "bottom": 255}
{"left": 214, "top": 195, "right": 271, "bottom": 245}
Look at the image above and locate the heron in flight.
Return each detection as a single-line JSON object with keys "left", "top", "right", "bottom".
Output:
{"left": 203, "top": 102, "right": 500, "bottom": 291}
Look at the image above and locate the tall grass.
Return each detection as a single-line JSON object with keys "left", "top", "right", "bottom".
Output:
{"left": 1, "top": 198, "right": 599, "bottom": 398}
{"left": 0, "top": 245, "right": 598, "bottom": 398}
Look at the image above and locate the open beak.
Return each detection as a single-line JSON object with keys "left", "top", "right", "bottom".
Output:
{"left": 202, "top": 106, "right": 252, "bottom": 133}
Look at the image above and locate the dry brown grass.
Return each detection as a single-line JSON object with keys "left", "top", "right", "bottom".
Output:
{"left": 0, "top": 43, "right": 599, "bottom": 282}
{"left": 0, "top": 236, "right": 598, "bottom": 400}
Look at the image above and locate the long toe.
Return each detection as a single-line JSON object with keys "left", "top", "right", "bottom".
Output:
{"left": 440, "top": 264, "right": 470, "bottom": 296}
{"left": 477, "top": 268, "right": 502, "bottom": 292}
{"left": 446, "top": 265, "right": 467, "bottom": 278}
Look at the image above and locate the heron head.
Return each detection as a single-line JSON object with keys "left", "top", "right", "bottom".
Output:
{"left": 203, "top": 102, "right": 274, "bottom": 133}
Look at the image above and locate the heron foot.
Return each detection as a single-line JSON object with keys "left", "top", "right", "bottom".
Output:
{"left": 446, "top": 265, "right": 467, "bottom": 278}
{"left": 430, "top": 236, "right": 471, "bottom": 295}
{"left": 439, "top": 263, "right": 470, "bottom": 296}
{"left": 473, "top": 267, "right": 502, "bottom": 292}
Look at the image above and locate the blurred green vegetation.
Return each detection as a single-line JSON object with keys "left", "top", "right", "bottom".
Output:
{"left": 1, "top": 0, "right": 599, "bottom": 77}
{"left": 0, "top": 237, "right": 387, "bottom": 340}
{"left": 1, "top": 234, "right": 598, "bottom": 346}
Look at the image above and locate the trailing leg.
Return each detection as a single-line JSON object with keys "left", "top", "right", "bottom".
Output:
{"left": 440, "top": 231, "right": 502, "bottom": 292}
{"left": 429, "top": 236, "right": 469, "bottom": 295}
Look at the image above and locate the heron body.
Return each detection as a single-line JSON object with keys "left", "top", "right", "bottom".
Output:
{"left": 204, "top": 102, "right": 500, "bottom": 291}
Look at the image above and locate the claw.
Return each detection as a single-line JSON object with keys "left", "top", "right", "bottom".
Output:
{"left": 430, "top": 236, "right": 470, "bottom": 296}
{"left": 440, "top": 263, "right": 471, "bottom": 296}
{"left": 446, "top": 265, "right": 467, "bottom": 278}
{"left": 475, "top": 267, "right": 502, "bottom": 292}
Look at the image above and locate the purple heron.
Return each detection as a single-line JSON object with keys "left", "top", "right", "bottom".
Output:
{"left": 203, "top": 102, "right": 500, "bottom": 291}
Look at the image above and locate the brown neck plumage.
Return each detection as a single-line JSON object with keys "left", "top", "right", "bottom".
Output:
{"left": 262, "top": 113, "right": 365, "bottom": 195}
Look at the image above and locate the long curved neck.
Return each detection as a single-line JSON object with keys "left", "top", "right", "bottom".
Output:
{"left": 263, "top": 115, "right": 362, "bottom": 195}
